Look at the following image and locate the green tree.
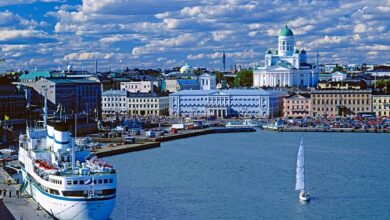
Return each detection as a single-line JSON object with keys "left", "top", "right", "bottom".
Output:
{"left": 225, "top": 77, "right": 235, "bottom": 88}
{"left": 214, "top": 71, "right": 224, "bottom": 83}
{"left": 331, "top": 65, "right": 345, "bottom": 73}
{"left": 193, "top": 68, "right": 202, "bottom": 76}
{"left": 233, "top": 70, "right": 253, "bottom": 87}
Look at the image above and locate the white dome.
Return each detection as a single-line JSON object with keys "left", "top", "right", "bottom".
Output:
{"left": 180, "top": 62, "right": 193, "bottom": 74}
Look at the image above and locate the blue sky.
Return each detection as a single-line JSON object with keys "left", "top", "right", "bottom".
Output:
{"left": 0, "top": 0, "right": 389, "bottom": 72}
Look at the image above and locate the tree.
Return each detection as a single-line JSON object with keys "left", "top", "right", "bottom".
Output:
{"left": 233, "top": 70, "right": 253, "bottom": 87}
{"left": 331, "top": 65, "right": 345, "bottom": 73}
{"left": 193, "top": 68, "right": 202, "bottom": 76}
{"left": 214, "top": 71, "right": 224, "bottom": 83}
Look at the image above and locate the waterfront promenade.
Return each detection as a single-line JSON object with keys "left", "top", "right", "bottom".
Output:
{"left": 0, "top": 168, "right": 51, "bottom": 220}
{"left": 91, "top": 127, "right": 255, "bottom": 157}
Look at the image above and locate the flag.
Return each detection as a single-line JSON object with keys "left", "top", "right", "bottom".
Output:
{"left": 85, "top": 178, "right": 93, "bottom": 185}
{"left": 4, "top": 115, "right": 9, "bottom": 120}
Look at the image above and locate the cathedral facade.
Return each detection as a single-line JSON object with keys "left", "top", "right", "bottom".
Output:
{"left": 253, "top": 24, "right": 319, "bottom": 88}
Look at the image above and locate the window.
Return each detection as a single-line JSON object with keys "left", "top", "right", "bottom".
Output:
{"left": 109, "top": 179, "right": 113, "bottom": 183}
{"left": 67, "top": 181, "right": 72, "bottom": 185}
{"left": 73, "top": 180, "right": 78, "bottom": 185}
{"left": 98, "top": 179, "right": 103, "bottom": 184}
{"left": 104, "top": 179, "right": 108, "bottom": 184}
{"left": 62, "top": 191, "right": 85, "bottom": 197}
{"left": 80, "top": 180, "right": 84, "bottom": 184}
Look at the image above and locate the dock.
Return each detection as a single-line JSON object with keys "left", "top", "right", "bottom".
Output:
{"left": 153, "top": 127, "right": 256, "bottom": 142}
{"left": 93, "top": 142, "right": 161, "bottom": 157}
{"left": 0, "top": 168, "right": 51, "bottom": 220}
{"left": 91, "top": 127, "right": 255, "bottom": 157}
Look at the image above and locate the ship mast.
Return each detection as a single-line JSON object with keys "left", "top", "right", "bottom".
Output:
{"left": 72, "top": 114, "right": 77, "bottom": 172}
{"left": 42, "top": 84, "right": 50, "bottom": 128}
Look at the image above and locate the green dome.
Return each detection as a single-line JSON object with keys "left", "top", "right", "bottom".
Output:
{"left": 278, "top": 25, "right": 294, "bottom": 36}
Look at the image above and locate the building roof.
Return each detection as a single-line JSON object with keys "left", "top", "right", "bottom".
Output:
{"left": 102, "top": 90, "right": 168, "bottom": 97}
{"left": 45, "top": 78, "right": 99, "bottom": 85}
{"left": 19, "top": 71, "right": 51, "bottom": 81}
{"left": 102, "top": 90, "right": 128, "bottom": 96}
{"left": 127, "top": 93, "right": 168, "bottom": 98}
{"left": 278, "top": 24, "right": 294, "bottom": 37}
{"left": 284, "top": 93, "right": 310, "bottom": 99}
{"left": 177, "top": 79, "right": 199, "bottom": 86}
{"left": 46, "top": 78, "right": 75, "bottom": 84}
{"left": 332, "top": 71, "right": 347, "bottom": 76}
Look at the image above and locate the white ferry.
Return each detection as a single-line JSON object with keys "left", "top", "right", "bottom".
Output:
{"left": 18, "top": 120, "right": 117, "bottom": 220}
{"left": 226, "top": 119, "right": 264, "bottom": 128}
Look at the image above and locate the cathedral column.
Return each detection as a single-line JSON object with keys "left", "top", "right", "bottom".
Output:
{"left": 273, "top": 75, "right": 276, "bottom": 87}
{"left": 287, "top": 73, "right": 291, "bottom": 87}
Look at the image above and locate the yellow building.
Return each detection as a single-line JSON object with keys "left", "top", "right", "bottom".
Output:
{"left": 311, "top": 89, "right": 372, "bottom": 117}
{"left": 372, "top": 95, "right": 390, "bottom": 117}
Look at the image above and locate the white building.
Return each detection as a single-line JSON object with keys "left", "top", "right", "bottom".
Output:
{"left": 332, "top": 71, "right": 347, "bottom": 82}
{"left": 163, "top": 79, "right": 200, "bottom": 93}
{"left": 102, "top": 90, "right": 169, "bottom": 116}
{"left": 120, "top": 81, "right": 154, "bottom": 93}
{"left": 169, "top": 89, "right": 282, "bottom": 118}
{"left": 253, "top": 24, "right": 319, "bottom": 88}
{"left": 199, "top": 73, "right": 216, "bottom": 90}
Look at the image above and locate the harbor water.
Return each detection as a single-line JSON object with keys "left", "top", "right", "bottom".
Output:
{"left": 106, "top": 131, "right": 390, "bottom": 219}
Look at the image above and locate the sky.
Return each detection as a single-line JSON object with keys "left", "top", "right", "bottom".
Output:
{"left": 0, "top": 0, "right": 389, "bottom": 72}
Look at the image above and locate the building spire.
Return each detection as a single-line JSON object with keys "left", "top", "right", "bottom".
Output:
{"left": 285, "top": 20, "right": 288, "bottom": 27}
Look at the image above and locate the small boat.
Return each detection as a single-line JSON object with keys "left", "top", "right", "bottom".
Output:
{"left": 296, "top": 138, "right": 310, "bottom": 202}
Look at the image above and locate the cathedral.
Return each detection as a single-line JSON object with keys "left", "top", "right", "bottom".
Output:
{"left": 253, "top": 24, "right": 319, "bottom": 87}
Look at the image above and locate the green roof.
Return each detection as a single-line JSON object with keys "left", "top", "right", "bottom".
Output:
{"left": 278, "top": 25, "right": 294, "bottom": 37}
{"left": 19, "top": 71, "right": 51, "bottom": 81}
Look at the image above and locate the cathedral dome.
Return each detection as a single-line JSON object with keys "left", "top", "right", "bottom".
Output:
{"left": 180, "top": 62, "right": 193, "bottom": 74}
{"left": 278, "top": 25, "right": 294, "bottom": 36}
{"left": 266, "top": 49, "right": 272, "bottom": 54}
{"left": 300, "top": 49, "right": 306, "bottom": 54}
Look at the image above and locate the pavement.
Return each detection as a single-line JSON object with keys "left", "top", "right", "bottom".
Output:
{"left": 0, "top": 167, "right": 52, "bottom": 220}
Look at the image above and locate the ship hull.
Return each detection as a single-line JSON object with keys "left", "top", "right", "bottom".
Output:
{"left": 21, "top": 169, "right": 116, "bottom": 220}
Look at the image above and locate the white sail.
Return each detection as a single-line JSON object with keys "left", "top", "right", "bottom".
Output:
{"left": 295, "top": 138, "right": 305, "bottom": 191}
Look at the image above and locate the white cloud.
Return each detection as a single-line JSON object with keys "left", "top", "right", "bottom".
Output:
{"left": 1, "top": 0, "right": 390, "bottom": 70}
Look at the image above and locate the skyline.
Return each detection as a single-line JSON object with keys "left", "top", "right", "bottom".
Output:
{"left": 0, "top": 0, "right": 390, "bottom": 72}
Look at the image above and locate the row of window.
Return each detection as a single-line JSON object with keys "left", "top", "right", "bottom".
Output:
{"left": 123, "top": 84, "right": 150, "bottom": 89}
{"left": 373, "top": 99, "right": 389, "bottom": 103}
{"left": 103, "top": 103, "right": 162, "bottom": 108}
{"left": 103, "top": 97, "right": 160, "bottom": 102}
{"left": 314, "top": 107, "right": 369, "bottom": 112}
{"left": 373, "top": 106, "right": 390, "bottom": 110}
{"left": 286, "top": 100, "right": 308, "bottom": 104}
{"left": 176, "top": 97, "right": 265, "bottom": 102}
{"left": 286, "top": 106, "right": 309, "bottom": 110}
{"left": 314, "top": 94, "right": 369, "bottom": 98}
{"left": 313, "top": 99, "right": 369, "bottom": 105}
{"left": 66, "top": 178, "right": 113, "bottom": 185}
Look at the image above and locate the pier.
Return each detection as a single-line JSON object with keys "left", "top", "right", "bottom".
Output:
{"left": 91, "top": 127, "right": 256, "bottom": 157}
{"left": 0, "top": 168, "right": 51, "bottom": 220}
{"left": 153, "top": 127, "right": 256, "bottom": 142}
{"left": 93, "top": 142, "right": 161, "bottom": 157}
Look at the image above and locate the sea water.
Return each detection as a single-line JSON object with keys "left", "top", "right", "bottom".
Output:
{"left": 106, "top": 131, "right": 390, "bottom": 219}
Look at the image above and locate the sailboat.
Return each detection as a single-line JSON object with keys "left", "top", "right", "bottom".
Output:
{"left": 296, "top": 138, "right": 310, "bottom": 202}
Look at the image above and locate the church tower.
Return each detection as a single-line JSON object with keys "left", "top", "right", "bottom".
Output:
{"left": 278, "top": 23, "right": 294, "bottom": 56}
